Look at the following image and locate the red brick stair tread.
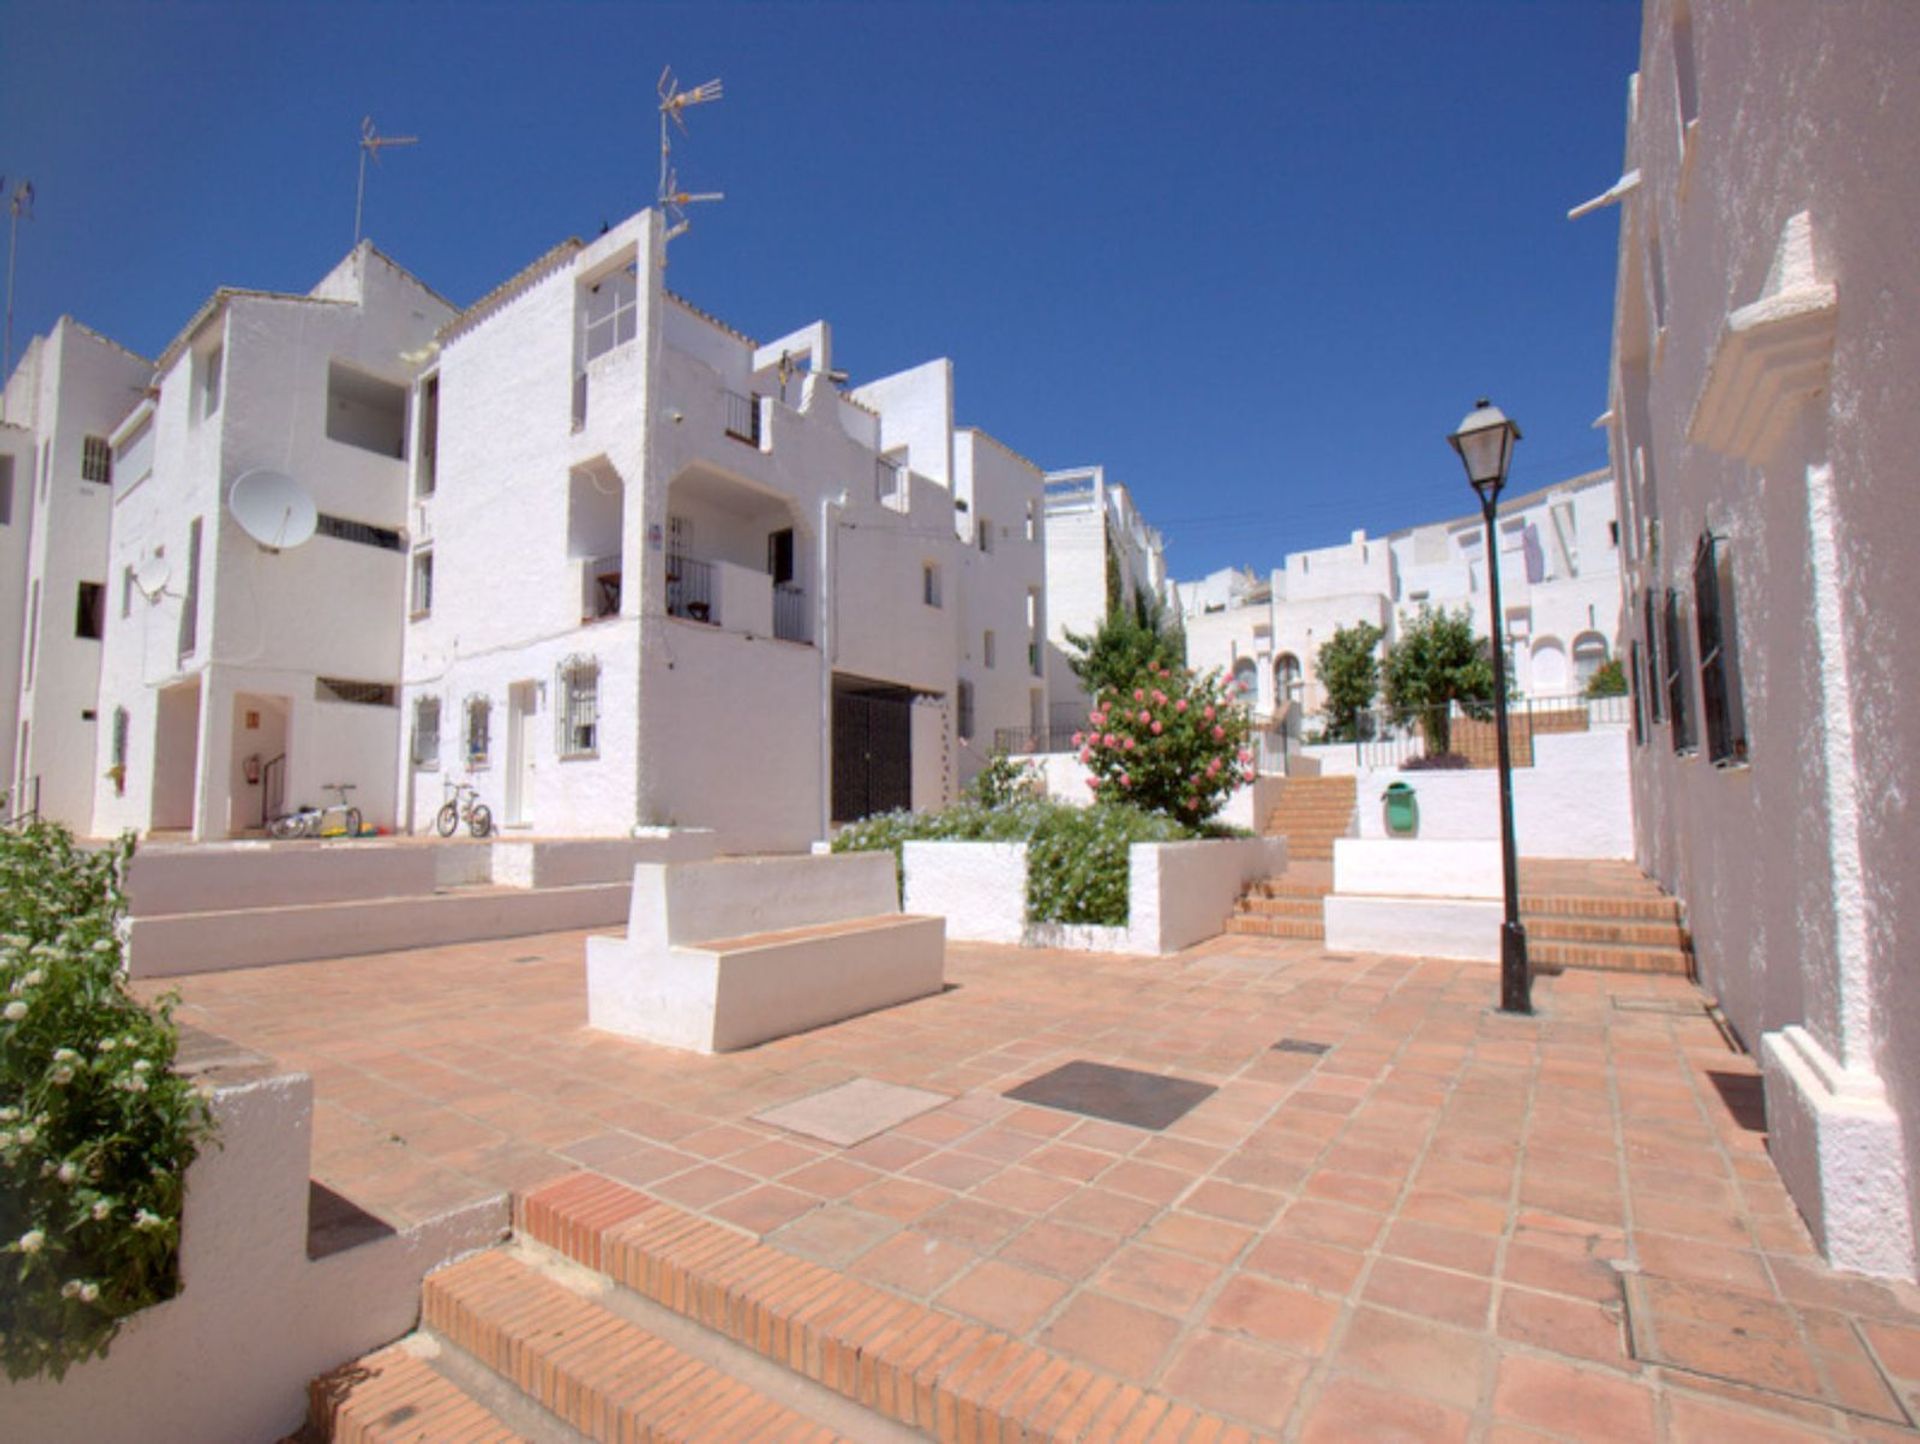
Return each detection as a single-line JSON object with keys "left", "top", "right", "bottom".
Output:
{"left": 518, "top": 1171, "right": 1272, "bottom": 1443}
{"left": 310, "top": 1344, "right": 525, "bottom": 1443}
{"left": 423, "top": 1248, "right": 847, "bottom": 1443}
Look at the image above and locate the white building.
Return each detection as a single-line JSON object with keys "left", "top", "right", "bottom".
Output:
{"left": 1592, "top": 0, "right": 1920, "bottom": 1280}
{"left": 1177, "top": 469, "right": 1622, "bottom": 722}
{"left": 395, "top": 209, "right": 1049, "bottom": 851}
{"left": 1, "top": 320, "right": 153, "bottom": 825}
{"left": 1040, "top": 465, "right": 1171, "bottom": 731}
{"left": 91, "top": 243, "right": 454, "bottom": 840}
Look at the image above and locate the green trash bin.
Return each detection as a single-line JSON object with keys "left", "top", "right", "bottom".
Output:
{"left": 1383, "top": 781, "right": 1418, "bottom": 836}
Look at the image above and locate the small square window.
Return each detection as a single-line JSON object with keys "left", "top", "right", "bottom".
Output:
{"left": 956, "top": 679, "right": 975, "bottom": 742}
{"left": 75, "top": 582, "right": 106, "bottom": 640}
{"left": 978, "top": 518, "right": 994, "bottom": 554}
{"left": 558, "top": 656, "right": 599, "bottom": 759}
{"left": 923, "top": 563, "right": 942, "bottom": 609}
{"left": 411, "top": 550, "right": 434, "bottom": 618}
{"left": 81, "top": 436, "right": 112, "bottom": 485}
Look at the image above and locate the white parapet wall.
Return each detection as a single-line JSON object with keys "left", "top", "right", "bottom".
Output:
{"left": 903, "top": 835, "right": 1287, "bottom": 957}
{"left": 0, "top": 1069, "right": 505, "bottom": 1444}
{"left": 1323, "top": 836, "right": 1502, "bottom": 962}
{"left": 1339, "top": 727, "right": 1633, "bottom": 859}
{"left": 586, "top": 852, "right": 946, "bottom": 1053}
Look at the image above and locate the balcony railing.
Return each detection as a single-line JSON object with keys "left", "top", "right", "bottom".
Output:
{"left": 725, "top": 391, "right": 761, "bottom": 446}
{"left": 665, "top": 556, "right": 717, "bottom": 626}
{"left": 773, "top": 582, "right": 809, "bottom": 643}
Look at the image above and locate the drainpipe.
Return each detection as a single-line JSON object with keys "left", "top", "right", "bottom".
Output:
{"left": 816, "top": 493, "right": 840, "bottom": 843}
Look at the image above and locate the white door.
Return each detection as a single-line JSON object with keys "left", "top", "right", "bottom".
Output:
{"left": 506, "top": 682, "right": 536, "bottom": 826}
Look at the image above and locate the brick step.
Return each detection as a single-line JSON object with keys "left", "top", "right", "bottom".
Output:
{"left": 1521, "top": 914, "right": 1688, "bottom": 948}
{"left": 1237, "top": 895, "right": 1325, "bottom": 919}
{"left": 1518, "top": 892, "right": 1681, "bottom": 922}
{"left": 1287, "top": 844, "right": 1335, "bottom": 860}
{"left": 1225, "top": 916, "right": 1325, "bottom": 940}
{"left": 309, "top": 1343, "right": 523, "bottom": 1443}
{"left": 1531, "top": 939, "right": 1692, "bottom": 976}
{"left": 421, "top": 1248, "right": 847, "bottom": 1443}
{"left": 517, "top": 1172, "right": 1272, "bottom": 1444}
{"left": 1248, "top": 877, "right": 1333, "bottom": 899}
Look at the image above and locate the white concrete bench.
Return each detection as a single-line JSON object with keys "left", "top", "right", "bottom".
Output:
{"left": 586, "top": 852, "right": 945, "bottom": 1053}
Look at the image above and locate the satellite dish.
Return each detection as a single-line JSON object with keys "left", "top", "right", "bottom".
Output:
{"left": 228, "top": 469, "right": 317, "bottom": 552}
{"left": 132, "top": 555, "right": 171, "bottom": 601}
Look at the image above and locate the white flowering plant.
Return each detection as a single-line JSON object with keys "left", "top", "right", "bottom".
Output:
{"left": 0, "top": 822, "right": 215, "bottom": 1381}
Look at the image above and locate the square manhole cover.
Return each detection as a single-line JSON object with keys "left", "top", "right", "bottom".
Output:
{"left": 753, "top": 1078, "right": 951, "bottom": 1147}
{"left": 1004, "top": 1060, "right": 1216, "bottom": 1132}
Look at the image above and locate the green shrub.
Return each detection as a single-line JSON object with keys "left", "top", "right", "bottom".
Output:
{"left": 1584, "top": 657, "right": 1628, "bottom": 698}
{"left": 0, "top": 823, "right": 217, "bottom": 1382}
{"left": 1025, "top": 803, "right": 1188, "bottom": 926}
{"left": 965, "top": 752, "right": 1041, "bottom": 810}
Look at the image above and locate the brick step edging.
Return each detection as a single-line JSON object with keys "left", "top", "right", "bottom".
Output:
{"left": 310, "top": 1343, "right": 520, "bottom": 1443}
{"left": 517, "top": 1172, "right": 1273, "bottom": 1444}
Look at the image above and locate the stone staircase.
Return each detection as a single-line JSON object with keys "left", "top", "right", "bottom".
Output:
{"left": 1520, "top": 859, "right": 1694, "bottom": 977}
{"left": 1224, "top": 865, "right": 1332, "bottom": 941}
{"left": 1257, "top": 775, "right": 1356, "bottom": 862}
{"left": 306, "top": 1172, "right": 1275, "bottom": 1444}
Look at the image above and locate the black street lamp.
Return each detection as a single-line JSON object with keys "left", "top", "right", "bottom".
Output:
{"left": 1448, "top": 398, "right": 1531, "bottom": 1015}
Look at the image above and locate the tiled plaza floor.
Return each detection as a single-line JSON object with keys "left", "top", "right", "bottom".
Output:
{"left": 139, "top": 931, "right": 1920, "bottom": 1440}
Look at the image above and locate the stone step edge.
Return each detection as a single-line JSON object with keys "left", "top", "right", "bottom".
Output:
{"left": 1522, "top": 917, "right": 1688, "bottom": 945}
{"left": 309, "top": 1341, "right": 523, "bottom": 1444}
{"left": 1518, "top": 893, "right": 1681, "bottom": 921}
{"left": 516, "top": 1171, "right": 1274, "bottom": 1444}
{"left": 424, "top": 1248, "right": 840, "bottom": 1444}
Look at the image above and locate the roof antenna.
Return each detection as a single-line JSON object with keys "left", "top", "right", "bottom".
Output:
{"left": 354, "top": 116, "right": 419, "bottom": 244}
{"left": 657, "top": 68, "right": 724, "bottom": 245}
{"left": 3, "top": 177, "right": 33, "bottom": 388}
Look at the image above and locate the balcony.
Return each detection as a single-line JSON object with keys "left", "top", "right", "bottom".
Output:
{"left": 666, "top": 556, "right": 811, "bottom": 646}
{"left": 774, "top": 582, "right": 810, "bottom": 644}
{"left": 666, "top": 556, "right": 718, "bottom": 626}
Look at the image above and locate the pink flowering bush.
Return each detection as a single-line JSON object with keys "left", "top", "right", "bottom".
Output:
{"left": 1073, "top": 661, "right": 1255, "bottom": 825}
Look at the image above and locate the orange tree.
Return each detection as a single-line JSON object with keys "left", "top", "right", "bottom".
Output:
{"left": 1073, "top": 660, "right": 1255, "bottom": 826}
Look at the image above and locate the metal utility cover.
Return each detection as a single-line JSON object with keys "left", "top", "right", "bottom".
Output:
{"left": 1004, "top": 1060, "right": 1216, "bottom": 1132}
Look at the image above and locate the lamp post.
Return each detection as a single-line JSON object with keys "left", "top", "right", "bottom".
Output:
{"left": 1448, "top": 398, "right": 1531, "bottom": 1015}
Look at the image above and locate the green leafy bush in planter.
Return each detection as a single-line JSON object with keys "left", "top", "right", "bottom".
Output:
{"left": 1024, "top": 803, "right": 1189, "bottom": 926}
{"left": 0, "top": 822, "right": 217, "bottom": 1382}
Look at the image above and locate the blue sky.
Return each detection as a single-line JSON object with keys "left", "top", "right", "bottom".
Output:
{"left": 0, "top": 1, "right": 1639, "bottom": 578}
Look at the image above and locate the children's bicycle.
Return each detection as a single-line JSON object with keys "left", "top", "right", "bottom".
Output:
{"left": 268, "top": 782, "right": 362, "bottom": 840}
{"left": 436, "top": 778, "right": 493, "bottom": 838}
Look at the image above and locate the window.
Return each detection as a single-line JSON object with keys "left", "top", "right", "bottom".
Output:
{"left": 122, "top": 567, "right": 134, "bottom": 620}
{"left": 0, "top": 455, "right": 12, "bottom": 523}
{"left": 109, "top": 708, "right": 129, "bottom": 795}
{"left": 558, "top": 656, "right": 599, "bottom": 758}
{"left": 117, "top": 419, "right": 154, "bottom": 488}
{"left": 202, "top": 346, "right": 223, "bottom": 418}
{"left": 956, "top": 679, "right": 975, "bottom": 742}
{"left": 466, "top": 695, "right": 491, "bottom": 769}
{"left": 75, "top": 582, "right": 105, "bottom": 640}
{"left": 25, "top": 581, "right": 39, "bottom": 687}
{"left": 417, "top": 374, "right": 438, "bottom": 495}
{"left": 581, "top": 262, "right": 638, "bottom": 364}
{"left": 923, "top": 563, "right": 942, "bottom": 608}
{"left": 315, "top": 513, "right": 405, "bottom": 551}
{"left": 411, "top": 549, "right": 434, "bottom": 618}
{"left": 1572, "top": 633, "right": 1609, "bottom": 689}
{"left": 977, "top": 518, "right": 994, "bottom": 554}
{"left": 767, "top": 527, "right": 795, "bottom": 587}
{"left": 82, "top": 435, "right": 112, "bottom": 485}
{"left": 1629, "top": 640, "right": 1648, "bottom": 746}
{"left": 1694, "top": 533, "right": 1747, "bottom": 766}
{"left": 315, "top": 678, "right": 397, "bottom": 706}
{"left": 178, "top": 517, "right": 202, "bottom": 664}
{"left": 412, "top": 696, "right": 441, "bottom": 769}
{"left": 326, "top": 362, "right": 408, "bottom": 459}
{"left": 983, "top": 630, "right": 996, "bottom": 669}
{"left": 1643, "top": 590, "right": 1664, "bottom": 725}
{"left": 1024, "top": 499, "right": 1037, "bottom": 542}
{"left": 1663, "top": 588, "right": 1693, "bottom": 754}
{"left": 38, "top": 441, "right": 49, "bottom": 500}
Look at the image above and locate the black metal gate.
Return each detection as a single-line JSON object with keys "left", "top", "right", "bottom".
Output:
{"left": 833, "top": 689, "right": 913, "bottom": 822}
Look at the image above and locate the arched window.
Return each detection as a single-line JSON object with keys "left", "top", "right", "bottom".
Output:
{"left": 1274, "top": 653, "right": 1303, "bottom": 706}
{"left": 1572, "top": 632, "right": 1610, "bottom": 688}
{"left": 1530, "top": 638, "right": 1569, "bottom": 696}
{"left": 1232, "top": 657, "right": 1258, "bottom": 703}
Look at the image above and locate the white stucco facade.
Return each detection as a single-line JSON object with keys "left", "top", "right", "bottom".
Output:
{"left": 1, "top": 321, "right": 153, "bottom": 827}
{"left": 1593, "top": 0, "right": 1920, "bottom": 1280}
{"left": 1176, "top": 470, "right": 1624, "bottom": 728}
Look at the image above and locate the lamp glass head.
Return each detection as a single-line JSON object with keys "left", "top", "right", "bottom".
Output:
{"left": 1448, "top": 398, "right": 1521, "bottom": 502}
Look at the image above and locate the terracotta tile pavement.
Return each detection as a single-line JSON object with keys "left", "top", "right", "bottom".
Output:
{"left": 139, "top": 928, "right": 1920, "bottom": 1439}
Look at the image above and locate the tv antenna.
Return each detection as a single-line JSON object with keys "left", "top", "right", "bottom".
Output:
{"left": 3, "top": 177, "right": 33, "bottom": 386}
{"left": 657, "top": 68, "right": 724, "bottom": 243}
{"left": 354, "top": 116, "right": 418, "bottom": 244}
